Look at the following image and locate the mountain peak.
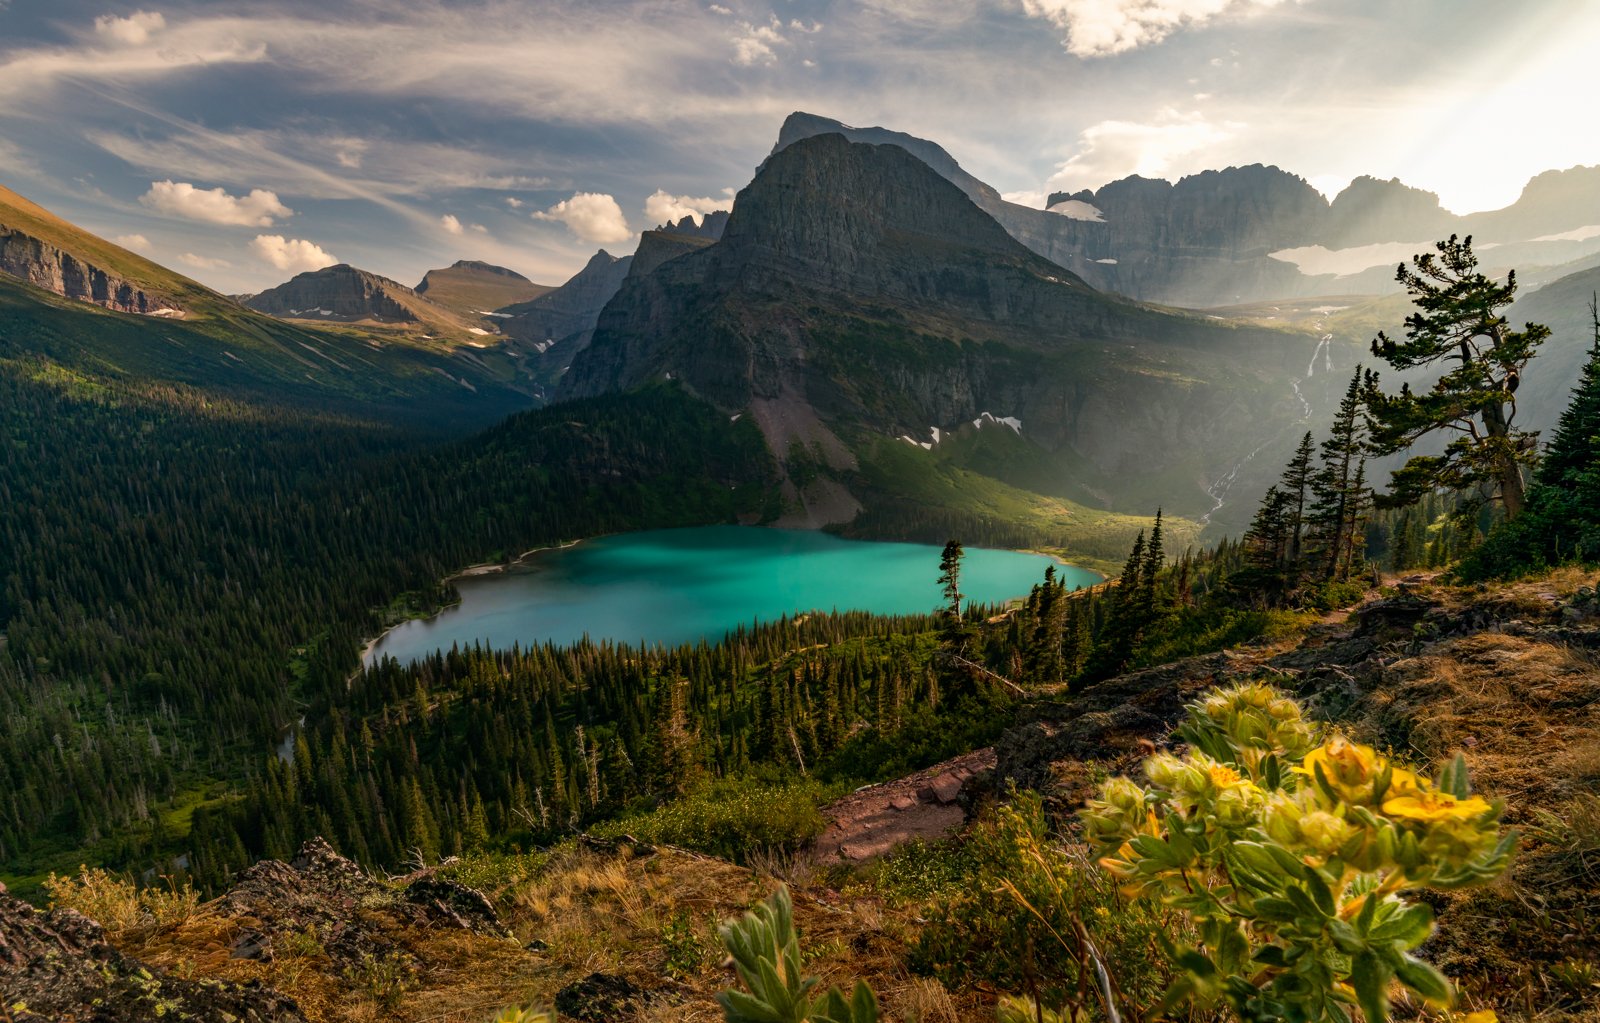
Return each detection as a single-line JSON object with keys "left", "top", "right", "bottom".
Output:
{"left": 415, "top": 259, "right": 550, "bottom": 315}
{"left": 722, "top": 132, "right": 1046, "bottom": 290}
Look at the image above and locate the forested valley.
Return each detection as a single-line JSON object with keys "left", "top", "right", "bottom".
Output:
{"left": 0, "top": 359, "right": 774, "bottom": 885}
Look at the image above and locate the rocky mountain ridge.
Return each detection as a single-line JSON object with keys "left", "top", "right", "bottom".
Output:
{"left": 245, "top": 264, "right": 433, "bottom": 324}
{"left": 0, "top": 226, "right": 177, "bottom": 315}
{"left": 563, "top": 132, "right": 1350, "bottom": 528}
{"left": 499, "top": 212, "right": 731, "bottom": 387}
{"left": 776, "top": 113, "right": 1600, "bottom": 307}
{"left": 0, "top": 183, "right": 200, "bottom": 317}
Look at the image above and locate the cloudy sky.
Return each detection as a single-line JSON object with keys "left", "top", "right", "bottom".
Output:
{"left": 2, "top": 0, "right": 1596, "bottom": 293}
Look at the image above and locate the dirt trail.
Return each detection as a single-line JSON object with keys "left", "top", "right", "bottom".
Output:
{"left": 813, "top": 748, "right": 996, "bottom": 862}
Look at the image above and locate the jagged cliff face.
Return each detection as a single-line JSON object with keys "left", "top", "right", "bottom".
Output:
{"left": 563, "top": 133, "right": 1347, "bottom": 525}
{"left": 498, "top": 251, "right": 634, "bottom": 389}
{"left": 777, "top": 113, "right": 1600, "bottom": 308}
{"left": 654, "top": 210, "right": 731, "bottom": 240}
{"left": 244, "top": 264, "right": 425, "bottom": 323}
{"left": 499, "top": 212, "right": 733, "bottom": 379}
{"left": 0, "top": 226, "right": 175, "bottom": 314}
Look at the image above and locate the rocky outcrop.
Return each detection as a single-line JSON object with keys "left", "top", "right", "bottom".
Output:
{"left": 417, "top": 259, "right": 530, "bottom": 292}
{"left": 0, "top": 227, "right": 175, "bottom": 314}
{"left": 628, "top": 229, "right": 716, "bottom": 280}
{"left": 243, "top": 264, "right": 424, "bottom": 323}
{"left": 0, "top": 880, "right": 305, "bottom": 1022}
{"left": 216, "top": 837, "right": 509, "bottom": 968}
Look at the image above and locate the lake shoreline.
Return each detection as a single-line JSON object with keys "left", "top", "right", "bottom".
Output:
{"left": 357, "top": 525, "right": 1102, "bottom": 669}
{"left": 355, "top": 537, "right": 591, "bottom": 672}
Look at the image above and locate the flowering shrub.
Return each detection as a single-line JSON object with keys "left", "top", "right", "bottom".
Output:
{"left": 1081, "top": 682, "right": 1515, "bottom": 1023}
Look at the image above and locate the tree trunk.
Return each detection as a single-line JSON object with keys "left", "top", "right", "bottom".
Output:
{"left": 1481, "top": 398, "right": 1525, "bottom": 518}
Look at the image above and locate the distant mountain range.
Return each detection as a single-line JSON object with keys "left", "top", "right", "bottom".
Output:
{"left": 0, "top": 186, "right": 535, "bottom": 430}
{"left": 5, "top": 110, "right": 1596, "bottom": 534}
{"left": 243, "top": 263, "right": 488, "bottom": 336}
{"left": 775, "top": 113, "right": 1600, "bottom": 307}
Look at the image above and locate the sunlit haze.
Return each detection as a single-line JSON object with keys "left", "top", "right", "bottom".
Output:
{"left": 2, "top": 0, "right": 1595, "bottom": 292}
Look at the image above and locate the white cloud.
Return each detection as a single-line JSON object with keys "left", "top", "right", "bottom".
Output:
{"left": 1044, "top": 110, "right": 1236, "bottom": 193}
{"left": 94, "top": 11, "right": 166, "bottom": 46}
{"left": 644, "top": 188, "right": 733, "bottom": 225}
{"left": 439, "top": 213, "right": 487, "bottom": 236}
{"left": 113, "top": 233, "right": 151, "bottom": 252}
{"left": 732, "top": 18, "right": 787, "bottom": 65}
{"left": 178, "top": 251, "right": 231, "bottom": 269}
{"left": 531, "top": 192, "right": 633, "bottom": 244}
{"left": 1019, "top": 0, "right": 1289, "bottom": 58}
{"left": 504, "top": 197, "right": 524, "bottom": 209}
{"left": 251, "top": 234, "right": 338, "bottom": 273}
{"left": 141, "top": 180, "right": 292, "bottom": 227}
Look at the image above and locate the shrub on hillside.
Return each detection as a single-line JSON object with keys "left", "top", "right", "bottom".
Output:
{"left": 909, "top": 791, "right": 1176, "bottom": 1019}
{"left": 1082, "top": 682, "right": 1515, "bottom": 1023}
{"left": 589, "top": 777, "right": 832, "bottom": 861}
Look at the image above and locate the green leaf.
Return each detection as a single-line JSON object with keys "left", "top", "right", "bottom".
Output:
{"left": 717, "top": 989, "right": 788, "bottom": 1023}
{"left": 1326, "top": 917, "right": 1366, "bottom": 955}
{"left": 1304, "top": 870, "right": 1337, "bottom": 918}
{"left": 1395, "top": 955, "right": 1453, "bottom": 1006}
{"left": 1349, "top": 951, "right": 1391, "bottom": 1023}
{"left": 1369, "top": 902, "right": 1433, "bottom": 948}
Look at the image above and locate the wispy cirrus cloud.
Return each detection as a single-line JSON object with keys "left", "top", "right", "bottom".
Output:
{"left": 94, "top": 11, "right": 167, "bottom": 46}
{"left": 1019, "top": 0, "right": 1294, "bottom": 58}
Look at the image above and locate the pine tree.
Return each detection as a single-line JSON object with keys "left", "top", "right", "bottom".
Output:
{"left": 1281, "top": 434, "right": 1316, "bottom": 571}
{"left": 1024, "top": 567, "right": 1066, "bottom": 684}
{"left": 1308, "top": 371, "right": 1371, "bottom": 581}
{"left": 937, "top": 540, "right": 965, "bottom": 622}
{"left": 1363, "top": 236, "right": 1549, "bottom": 517}
{"left": 1464, "top": 294, "right": 1600, "bottom": 574}
{"left": 1080, "top": 530, "right": 1146, "bottom": 684}
{"left": 1233, "top": 486, "right": 1295, "bottom": 606}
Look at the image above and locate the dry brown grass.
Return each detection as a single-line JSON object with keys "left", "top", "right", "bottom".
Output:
{"left": 1334, "top": 575, "right": 1600, "bottom": 1020}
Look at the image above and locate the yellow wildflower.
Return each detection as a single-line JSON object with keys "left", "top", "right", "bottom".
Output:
{"left": 1385, "top": 767, "right": 1429, "bottom": 798}
{"left": 1383, "top": 790, "right": 1492, "bottom": 823}
{"left": 1460, "top": 1011, "right": 1497, "bottom": 1023}
{"left": 1299, "top": 810, "right": 1357, "bottom": 854}
{"left": 1207, "top": 762, "right": 1243, "bottom": 788}
{"left": 1298, "top": 736, "right": 1381, "bottom": 802}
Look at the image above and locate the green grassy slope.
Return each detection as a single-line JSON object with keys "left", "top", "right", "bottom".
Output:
{"left": 0, "top": 274, "right": 533, "bottom": 432}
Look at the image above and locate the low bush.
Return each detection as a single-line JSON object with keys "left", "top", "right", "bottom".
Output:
{"left": 43, "top": 866, "right": 199, "bottom": 936}
{"left": 589, "top": 776, "right": 834, "bottom": 861}
{"left": 909, "top": 791, "right": 1177, "bottom": 1020}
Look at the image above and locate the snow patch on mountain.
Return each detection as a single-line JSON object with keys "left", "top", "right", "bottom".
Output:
{"left": 972, "top": 412, "right": 1021, "bottom": 433}
{"left": 1047, "top": 199, "right": 1106, "bottom": 222}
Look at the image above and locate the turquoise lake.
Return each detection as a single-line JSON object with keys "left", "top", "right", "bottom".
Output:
{"left": 364, "top": 526, "right": 1098, "bottom": 665}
